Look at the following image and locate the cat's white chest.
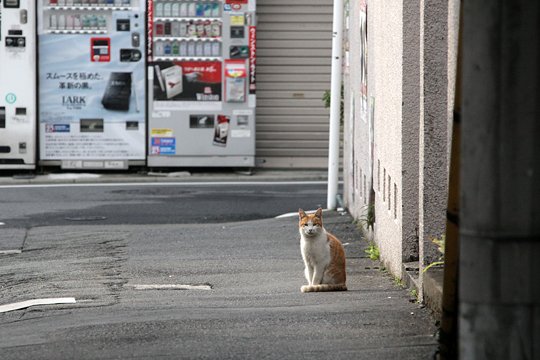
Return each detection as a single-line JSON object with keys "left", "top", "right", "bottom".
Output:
{"left": 300, "top": 232, "right": 330, "bottom": 265}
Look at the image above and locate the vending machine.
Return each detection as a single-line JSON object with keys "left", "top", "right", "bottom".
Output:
{"left": 0, "top": 0, "right": 37, "bottom": 169}
{"left": 37, "top": 0, "right": 146, "bottom": 169}
{"left": 147, "top": 0, "right": 256, "bottom": 167}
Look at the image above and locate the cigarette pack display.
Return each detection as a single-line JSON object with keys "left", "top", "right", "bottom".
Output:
{"left": 225, "top": 60, "right": 247, "bottom": 103}
{"left": 160, "top": 65, "right": 183, "bottom": 99}
{"left": 101, "top": 72, "right": 132, "bottom": 111}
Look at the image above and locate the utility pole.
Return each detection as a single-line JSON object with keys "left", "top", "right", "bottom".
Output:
{"left": 460, "top": 0, "right": 540, "bottom": 358}
{"left": 327, "top": 0, "right": 344, "bottom": 210}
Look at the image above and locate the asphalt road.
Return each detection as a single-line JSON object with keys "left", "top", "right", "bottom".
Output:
{"left": 0, "top": 181, "right": 437, "bottom": 359}
{"left": 0, "top": 182, "right": 331, "bottom": 228}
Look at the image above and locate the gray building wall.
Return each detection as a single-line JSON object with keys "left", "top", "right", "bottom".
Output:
{"left": 344, "top": 1, "right": 457, "bottom": 290}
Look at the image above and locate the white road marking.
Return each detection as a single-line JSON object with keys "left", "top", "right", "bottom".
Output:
{"left": 131, "top": 284, "right": 212, "bottom": 291}
{"left": 0, "top": 250, "right": 22, "bottom": 255}
{"left": 0, "top": 180, "right": 332, "bottom": 189}
{"left": 0, "top": 222, "right": 5, "bottom": 226}
{"left": 0, "top": 297, "right": 76, "bottom": 313}
{"left": 275, "top": 208, "right": 331, "bottom": 219}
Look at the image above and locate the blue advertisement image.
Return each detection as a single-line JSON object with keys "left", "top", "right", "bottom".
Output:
{"left": 38, "top": 5, "right": 146, "bottom": 161}
{"left": 151, "top": 137, "right": 176, "bottom": 155}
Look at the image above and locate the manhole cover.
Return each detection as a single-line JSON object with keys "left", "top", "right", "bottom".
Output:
{"left": 65, "top": 216, "right": 107, "bottom": 222}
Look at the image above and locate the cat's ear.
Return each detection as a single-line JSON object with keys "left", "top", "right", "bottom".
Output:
{"left": 315, "top": 208, "right": 323, "bottom": 218}
{"left": 298, "top": 208, "right": 307, "bottom": 219}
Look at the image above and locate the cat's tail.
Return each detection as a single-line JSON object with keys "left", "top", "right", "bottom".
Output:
{"left": 301, "top": 284, "right": 347, "bottom": 293}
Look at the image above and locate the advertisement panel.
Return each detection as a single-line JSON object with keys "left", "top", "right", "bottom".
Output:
{"left": 38, "top": 2, "right": 146, "bottom": 164}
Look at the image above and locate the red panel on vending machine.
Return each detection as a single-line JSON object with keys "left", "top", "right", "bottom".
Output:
{"left": 90, "top": 37, "right": 111, "bottom": 62}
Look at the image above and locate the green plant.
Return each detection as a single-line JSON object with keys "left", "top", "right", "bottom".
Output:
{"left": 393, "top": 276, "right": 405, "bottom": 288}
{"left": 322, "top": 85, "right": 344, "bottom": 126}
{"left": 410, "top": 288, "right": 418, "bottom": 299}
{"left": 364, "top": 242, "right": 380, "bottom": 261}
{"left": 423, "top": 235, "right": 446, "bottom": 273}
{"left": 355, "top": 203, "right": 375, "bottom": 232}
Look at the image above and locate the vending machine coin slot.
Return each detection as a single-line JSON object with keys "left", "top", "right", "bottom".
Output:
{"left": 131, "top": 32, "right": 140, "bottom": 47}
{"left": 18, "top": 142, "right": 26, "bottom": 153}
{"left": 90, "top": 37, "right": 110, "bottom": 62}
{"left": 15, "top": 107, "right": 26, "bottom": 115}
{"left": 19, "top": 9, "right": 27, "bottom": 24}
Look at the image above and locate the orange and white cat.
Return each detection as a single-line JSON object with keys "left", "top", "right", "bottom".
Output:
{"left": 299, "top": 208, "right": 347, "bottom": 292}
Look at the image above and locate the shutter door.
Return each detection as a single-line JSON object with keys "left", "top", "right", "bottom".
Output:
{"left": 256, "top": 0, "right": 333, "bottom": 168}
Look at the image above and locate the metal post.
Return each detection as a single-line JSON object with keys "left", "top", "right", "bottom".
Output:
{"left": 327, "top": 0, "right": 344, "bottom": 210}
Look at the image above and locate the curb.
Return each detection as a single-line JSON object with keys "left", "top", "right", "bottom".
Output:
{"left": 0, "top": 170, "right": 333, "bottom": 186}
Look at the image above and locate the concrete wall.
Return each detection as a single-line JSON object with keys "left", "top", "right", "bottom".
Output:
{"left": 369, "top": 1, "right": 404, "bottom": 276}
{"left": 343, "top": 1, "right": 457, "bottom": 289}
{"left": 402, "top": 0, "right": 421, "bottom": 264}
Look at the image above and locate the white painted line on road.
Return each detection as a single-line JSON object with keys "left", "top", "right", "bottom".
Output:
{"left": 275, "top": 208, "right": 332, "bottom": 219}
{"left": 0, "top": 250, "right": 22, "bottom": 255}
{"left": 0, "top": 222, "right": 5, "bottom": 226}
{"left": 0, "top": 297, "right": 76, "bottom": 313}
{"left": 0, "top": 180, "right": 336, "bottom": 189}
{"left": 131, "top": 284, "right": 212, "bottom": 291}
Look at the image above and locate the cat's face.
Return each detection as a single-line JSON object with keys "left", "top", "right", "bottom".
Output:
{"left": 298, "top": 208, "right": 324, "bottom": 237}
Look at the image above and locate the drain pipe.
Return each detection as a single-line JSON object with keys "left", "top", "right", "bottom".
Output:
{"left": 327, "top": 0, "right": 344, "bottom": 210}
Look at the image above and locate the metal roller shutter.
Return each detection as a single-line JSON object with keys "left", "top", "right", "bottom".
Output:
{"left": 256, "top": 0, "right": 333, "bottom": 168}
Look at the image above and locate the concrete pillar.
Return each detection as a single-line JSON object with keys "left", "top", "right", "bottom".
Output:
{"left": 402, "top": 0, "right": 421, "bottom": 263}
{"left": 419, "top": 0, "right": 449, "bottom": 275}
{"left": 460, "top": 0, "right": 540, "bottom": 358}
